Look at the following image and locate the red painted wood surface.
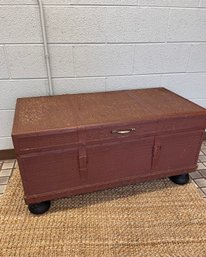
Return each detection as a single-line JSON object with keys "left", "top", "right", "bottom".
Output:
{"left": 12, "top": 88, "right": 206, "bottom": 204}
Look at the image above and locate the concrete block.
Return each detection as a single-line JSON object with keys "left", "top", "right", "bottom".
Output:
{"left": 106, "top": 74, "right": 162, "bottom": 91}
{"left": 134, "top": 44, "right": 190, "bottom": 74}
{"left": 46, "top": 6, "right": 107, "bottom": 43}
{"left": 6, "top": 45, "right": 46, "bottom": 78}
{"left": 138, "top": 0, "right": 168, "bottom": 5}
{"left": 168, "top": 9, "right": 206, "bottom": 42}
{"left": 106, "top": 7, "right": 168, "bottom": 43}
{"left": 0, "top": 137, "right": 13, "bottom": 150}
{"left": 6, "top": 44, "right": 74, "bottom": 78}
{"left": 199, "top": 0, "right": 206, "bottom": 7}
{"left": 0, "top": 110, "right": 15, "bottom": 137}
{"left": 70, "top": 0, "right": 137, "bottom": 4}
{"left": 74, "top": 44, "right": 134, "bottom": 76}
{"left": 0, "top": 0, "right": 35, "bottom": 3}
{"left": 162, "top": 73, "right": 206, "bottom": 99}
{"left": 0, "top": 46, "right": 9, "bottom": 79}
{"left": 138, "top": 0, "right": 199, "bottom": 7}
{"left": 0, "top": 79, "right": 49, "bottom": 110}
{"left": 187, "top": 44, "right": 206, "bottom": 72}
{"left": 53, "top": 77, "right": 105, "bottom": 94}
{"left": 105, "top": 7, "right": 137, "bottom": 42}
{"left": 0, "top": 0, "right": 137, "bottom": 4}
{"left": 0, "top": 6, "right": 42, "bottom": 43}
{"left": 168, "top": 0, "right": 199, "bottom": 6}
{"left": 50, "top": 45, "right": 74, "bottom": 77}
{"left": 44, "top": 0, "right": 71, "bottom": 3}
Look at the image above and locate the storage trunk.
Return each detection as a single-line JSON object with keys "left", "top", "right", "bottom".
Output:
{"left": 12, "top": 88, "right": 206, "bottom": 205}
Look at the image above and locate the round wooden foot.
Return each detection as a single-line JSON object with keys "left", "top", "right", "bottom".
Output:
{"left": 28, "top": 201, "right": 51, "bottom": 215}
{"left": 169, "top": 173, "right": 189, "bottom": 185}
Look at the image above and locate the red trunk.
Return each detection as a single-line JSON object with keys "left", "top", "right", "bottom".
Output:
{"left": 12, "top": 88, "right": 206, "bottom": 205}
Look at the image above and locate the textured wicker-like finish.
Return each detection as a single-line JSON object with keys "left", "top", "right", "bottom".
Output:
{"left": 0, "top": 170, "right": 206, "bottom": 257}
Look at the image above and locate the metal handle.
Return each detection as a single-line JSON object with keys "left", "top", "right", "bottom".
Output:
{"left": 111, "top": 128, "right": 136, "bottom": 134}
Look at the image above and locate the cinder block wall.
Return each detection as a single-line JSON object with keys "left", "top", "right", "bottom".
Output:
{"left": 1, "top": 0, "right": 206, "bottom": 149}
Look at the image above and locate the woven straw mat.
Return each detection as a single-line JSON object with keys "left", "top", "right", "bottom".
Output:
{"left": 0, "top": 169, "right": 206, "bottom": 257}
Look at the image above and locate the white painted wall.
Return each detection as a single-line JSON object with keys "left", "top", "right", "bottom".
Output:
{"left": 1, "top": 0, "right": 206, "bottom": 149}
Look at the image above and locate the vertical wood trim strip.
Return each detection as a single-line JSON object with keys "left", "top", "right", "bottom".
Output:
{"left": 77, "top": 126, "right": 88, "bottom": 180}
